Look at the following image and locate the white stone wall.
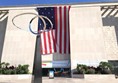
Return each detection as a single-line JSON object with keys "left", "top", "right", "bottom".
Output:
{"left": 1, "top": 9, "right": 38, "bottom": 72}
{"left": 70, "top": 6, "right": 106, "bottom": 71}
{"left": 1, "top": 3, "right": 118, "bottom": 73}
{"left": 70, "top": 4, "right": 118, "bottom": 73}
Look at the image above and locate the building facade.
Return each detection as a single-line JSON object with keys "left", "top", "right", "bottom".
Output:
{"left": 0, "top": 2, "right": 118, "bottom": 75}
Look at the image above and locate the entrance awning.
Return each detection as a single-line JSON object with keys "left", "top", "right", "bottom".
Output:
{"left": 42, "top": 60, "right": 70, "bottom": 68}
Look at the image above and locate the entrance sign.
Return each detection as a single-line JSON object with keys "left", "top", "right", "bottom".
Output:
{"left": 42, "top": 60, "right": 70, "bottom": 68}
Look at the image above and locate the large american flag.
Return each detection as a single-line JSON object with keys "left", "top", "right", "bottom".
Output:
{"left": 37, "top": 6, "right": 70, "bottom": 55}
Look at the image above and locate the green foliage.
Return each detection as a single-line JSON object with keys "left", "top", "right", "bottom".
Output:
{"left": 76, "top": 61, "right": 113, "bottom": 74}
{"left": 77, "top": 64, "right": 87, "bottom": 74}
{"left": 0, "top": 62, "right": 29, "bottom": 74}
{"left": 99, "top": 62, "right": 112, "bottom": 70}
{"left": 16, "top": 65, "right": 29, "bottom": 74}
{"left": 86, "top": 68, "right": 95, "bottom": 74}
{"left": 101, "top": 69, "right": 112, "bottom": 74}
{"left": 99, "top": 62, "right": 112, "bottom": 74}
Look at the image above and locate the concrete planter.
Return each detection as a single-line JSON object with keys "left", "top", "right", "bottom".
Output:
{"left": 71, "top": 74, "right": 84, "bottom": 78}
{"left": 0, "top": 74, "right": 32, "bottom": 83}
{"left": 72, "top": 74, "right": 116, "bottom": 79}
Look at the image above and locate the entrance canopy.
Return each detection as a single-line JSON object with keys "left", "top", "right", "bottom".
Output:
{"left": 42, "top": 60, "right": 70, "bottom": 68}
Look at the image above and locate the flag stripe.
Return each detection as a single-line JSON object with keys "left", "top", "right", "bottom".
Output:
{"left": 47, "top": 31, "right": 52, "bottom": 53}
{"left": 57, "top": 7, "right": 60, "bottom": 53}
{"left": 62, "top": 7, "right": 65, "bottom": 54}
{"left": 68, "top": 6, "right": 71, "bottom": 53}
{"left": 59, "top": 7, "right": 62, "bottom": 53}
{"left": 52, "top": 30, "right": 56, "bottom": 52}
{"left": 54, "top": 7, "right": 57, "bottom": 52}
{"left": 46, "top": 32, "right": 49, "bottom": 54}
{"left": 38, "top": 6, "right": 70, "bottom": 54}
{"left": 66, "top": 6, "right": 69, "bottom": 54}
{"left": 50, "top": 30, "right": 55, "bottom": 53}
{"left": 64, "top": 6, "right": 67, "bottom": 53}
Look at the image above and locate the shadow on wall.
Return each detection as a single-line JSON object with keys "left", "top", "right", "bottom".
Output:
{"left": 108, "top": 60, "right": 118, "bottom": 75}
{"left": 0, "top": 12, "right": 8, "bottom": 62}
{"left": 102, "top": 16, "right": 118, "bottom": 45}
{"left": 101, "top": 5, "right": 118, "bottom": 45}
{"left": 101, "top": 6, "right": 118, "bottom": 76}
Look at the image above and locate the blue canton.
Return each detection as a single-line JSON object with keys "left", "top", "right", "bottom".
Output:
{"left": 37, "top": 7, "right": 55, "bottom": 30}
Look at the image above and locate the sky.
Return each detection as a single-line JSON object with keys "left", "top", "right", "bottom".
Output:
{"left": 0, "top": 0, "right": 118, "bottom": 6}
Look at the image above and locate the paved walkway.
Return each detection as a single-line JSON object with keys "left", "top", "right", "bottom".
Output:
{"left": 0, "top": 77, "right": 118, "bottom": 83}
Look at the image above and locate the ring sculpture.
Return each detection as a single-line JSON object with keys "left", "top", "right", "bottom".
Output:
{"left": 29, "top": 15, "right": 53, "bottom": 35}
{"left": 12, "top": 12, "right": 53, "bottom": 35}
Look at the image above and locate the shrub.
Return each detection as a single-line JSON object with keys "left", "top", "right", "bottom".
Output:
{"left": 101, "top": 69, "right": 112, "bottom": 74}
{"left": 0, "top": 62, "right": 29, "bottom": 74}
{"left": 16, "top": 64, "right": 29, "bottom": 74}
{"left": 99, "top": 62, "right": 112, "bottom": 70}
{"left": 99, "top": 62, "right": 112, "bottom": 74}
{"left": 76, "top": 64, "right": 87, "bottom": 74}
{"left": 95, "top": 66, "right": 102, "bottom": 74}
{"left": 76, "top": 61, "right": 113, "bottom": 74}
{"left": 86, "top": 67, "right": 95, "bottom": 74}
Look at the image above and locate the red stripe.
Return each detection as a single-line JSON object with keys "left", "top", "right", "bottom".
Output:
{"left": 54, "top": 7, "right": 57, "bottom": 52}
{"left": 47, "top": 31, "right": 52, "bottom": 54}
{"left": 40, "top": 37, "right": 43, "bottom": 54}
{"left": 59, "top": 7, "right": 62, "bottom": 53}
{"left": 52, "top": 30, "right": 56, "bottom": 52}
{"left": 68, "top": 6, "right": 70, "bottom": 53}
{"left": 69, "top": 6, "right": 71, "bottom": 11}
{"left": 43, "top": 32, "right": 47, "bottom": 54}
{"left": 64, "top": 6, "right": 67, "bottom": 53}
{"left": 39, "top": 6, "right": 71, "bottom": 54}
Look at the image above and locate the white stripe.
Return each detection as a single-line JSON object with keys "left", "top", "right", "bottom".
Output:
{"left": 49, "top": 30, "right": 54, "bottom": 53}
{"left": 66, "top": 6, "right": 69, "bottom": 54}
{"left": 45, "top": 32, "right": 50, "bottom": 54}
{"left": 57, "top": 7, "right": 60, "bottom": 53}
{"left": 53, "top": 30, "right": 55, "bottom": 39}
{"left": 53, "top": 30, "right": 55, "bottom": 52}
{"left": 61, "top": 6, "right": 65, "bottom": 54}
{"left": 41, "top": 33, "right": 45, "bottom": 54}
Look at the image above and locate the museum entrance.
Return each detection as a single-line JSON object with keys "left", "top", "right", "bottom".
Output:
{"left": 42, "top": 68, "right": 71, "bottom": 77}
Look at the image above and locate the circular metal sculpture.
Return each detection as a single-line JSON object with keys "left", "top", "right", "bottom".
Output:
{"left": 12, "top": 12, "right": 53, "bottom": 35}
{"left": 29, "top": 15, "right": 53, "bottom": 35}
